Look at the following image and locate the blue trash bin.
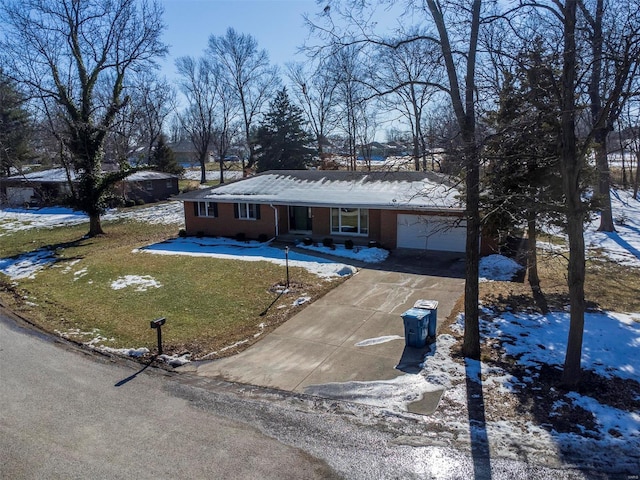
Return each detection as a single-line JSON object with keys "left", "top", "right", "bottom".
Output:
{"left": 413, "top": 300, "right": 438, "bottom": 339}
{"left": 401, "top": 307, "right": 430, "bottom": 348}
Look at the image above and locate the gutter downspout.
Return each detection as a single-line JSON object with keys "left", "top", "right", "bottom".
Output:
{"left": 269, "top": 204, "right": 279, "bottom": 238}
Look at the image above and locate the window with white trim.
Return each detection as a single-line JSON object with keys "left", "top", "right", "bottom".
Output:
{"left": 331, "top": 208, "right": 368, "bottom": 235}
{"left": 195, "top": 201, "right": 217, "bottom": 217}
{"left": 235, "top": 202, "right": 260, "bottom": 220}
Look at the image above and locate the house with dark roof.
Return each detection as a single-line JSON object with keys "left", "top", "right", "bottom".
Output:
{"left": 178, "top": 170, "right": 496, "bottom": 254}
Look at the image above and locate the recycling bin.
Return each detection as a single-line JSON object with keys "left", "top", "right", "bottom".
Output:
{"left": 401, "top": 307, "right": 430, "bottom": 348}
{"left": 413, "top": 299, "right": 438, "bottom": 339}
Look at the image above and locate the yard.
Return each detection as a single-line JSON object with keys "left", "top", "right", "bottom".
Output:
{"left": 0, "top": 203, "right": 352, "bottom": 360}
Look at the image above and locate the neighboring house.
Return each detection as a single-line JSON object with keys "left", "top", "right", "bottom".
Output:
{"left": 0, "top": 168, "right": 74, "bottom": 206}
{"left": 115, "top": 171, "right": 179, "bottom": 204}
{"left": 169, "top": 139, "right": 213, "bottom": 166}
{"left": 178, "top": 170, "right": 497, "bottom": 254}
{"left": 0, "top": 168, "right": 179, "bottom": 207}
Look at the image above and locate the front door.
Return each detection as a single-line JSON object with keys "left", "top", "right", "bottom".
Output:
{"left": 289, "top": 206, "right": 312, "bottom": 232}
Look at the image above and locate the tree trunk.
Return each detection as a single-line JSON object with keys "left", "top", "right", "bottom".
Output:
{"left": 219, "top": 158, "right": 225, "bottom": 184}
{"left": 595, "top": 138, "right": 615, "bottom": 231}
{"left": 560, "top": 0, "right": 586, "bottom": 389}
{"left": 462, "top": 134, "right": 481, "bottom": 360}
{"left": 426, "top": 0, "right": 482, "bottom": 360}
{"left": 88, "top": 213, "right": 104, "bottom": 237}
{"left": 527, "top": 212, "right": 549, "bottom": 314}
{"left": 634, "top": 150, "right": 640, "bottom": 199}
{"left": 199, "top": 152, "right": 207, "bottom": 184}
{"left": 588, "top": 0, "right": 615, "bottom": 232}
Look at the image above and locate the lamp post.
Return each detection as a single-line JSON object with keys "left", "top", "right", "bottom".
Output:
{"left": 285, "top": 246, "right": 290, "bottom": 288}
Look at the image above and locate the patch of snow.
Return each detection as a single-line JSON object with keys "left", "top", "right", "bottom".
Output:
{"left": 355, "top": 335, "right": 404, "bottom": 347}
{"left": 96, "top": 346, "right": 150, "bottom": 357}
{"left": 479, "top": 308, "right": 640, "bottom": 382}
{"left": 479, "top": 254, "right": 523, "bottom": 282}
{"left": 73, "top": 268, "right": 88, "bottom": 280}
{"left": 136, "top": 236, "right": 357, "bottom": 279}
{"left": 297, "top": 243, "right": 389, "bottom": 263}
{"left": 0, "top": 249, "right": 56, "bottom": 279}
{"left": 159, "top": 353, "right": 191, "bottom": 367}
{"left": 102, "top": 201, "right": 184, "bottom": 226}
{"left": 544, "top": 189, "right": 640, "bottom": 268}
{"left": 0, "top": 201, "right": 184, "bottom": 235}
{"left": 111, "top": 275, "right": 162, "bottom": 292}
{"left": 292, "top": 296, "right": 311, "bottom": 306}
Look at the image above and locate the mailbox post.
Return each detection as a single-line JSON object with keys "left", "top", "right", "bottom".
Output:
{"left": 150, "top": 317, "right": 166, "bottom": 355}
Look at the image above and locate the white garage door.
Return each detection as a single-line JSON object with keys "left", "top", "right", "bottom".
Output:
{"left": 397, "top": 214, "right": 467, "bottom": 252}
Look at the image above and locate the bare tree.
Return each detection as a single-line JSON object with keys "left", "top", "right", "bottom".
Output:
{"left": 176, "top": 56, "right": 219, "bottom": 184}
{"left": 0, "top": 0, "right": 167, "bottom": 236}
{"left": 287, "top": 60, "right": 339, "bottom": 165}
{"left": 330, "top": 45, "right": 369, "bottom": 171}
{"left": 207, "top": 28, "right": 280, "bottom": 173}
{"left": 211, "top": 78, "right": 241, "bottom": 184}
{"left": 132, "top": 72, "right": 176, "bottom": 163}
{"left": 581, "top": 0, "right": 640, "bottom": 232}
{"left": 373, "top": 34, "right": 441, "bottom": 171}
{"left": 424, "top": 0, "right": 484, "bottom": 359}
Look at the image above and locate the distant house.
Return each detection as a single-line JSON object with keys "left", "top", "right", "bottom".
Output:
{"left": 169, "top": 139, "right": 213, "bottom": 167}
{"left": 1, "top": 168, "right": 179, "bottom": 207}
{"left": 178, "top": 170, "right": 497, "bottom": 254}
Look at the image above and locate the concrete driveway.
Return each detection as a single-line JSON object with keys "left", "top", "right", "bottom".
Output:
{"left": 183, "top": 250, "right": 465, "bottom": 412}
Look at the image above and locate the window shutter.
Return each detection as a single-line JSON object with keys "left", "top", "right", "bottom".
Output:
{"left": 255, "top": 204, "right": 261, "bottom": 219}
{"left": 193, "top": 202, "right": 199, "bottom": 216}
{"left": 213, "top": 202, "right": 218, "bottom": 217}
{"left": 234, "top": 203, "right": 239, "bottom": 218}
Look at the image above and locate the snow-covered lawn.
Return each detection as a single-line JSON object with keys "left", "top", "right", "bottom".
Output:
{"left": 0, "top": 201, "right": 184, "bottom": 234}
{"left": 134, "top": 236, "right": 358, "bottom": 279}
{"left": 540, "top": 188, "right": 640, "bottom": 268}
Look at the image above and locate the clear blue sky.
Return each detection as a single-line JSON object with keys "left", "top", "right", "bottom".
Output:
{"left": 159, "top": 0, "right": 322, "bottom": 80}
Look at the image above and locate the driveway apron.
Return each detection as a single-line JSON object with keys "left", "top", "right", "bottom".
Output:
{"left": 183, "top": 251, "right": 465, "bottom": 414}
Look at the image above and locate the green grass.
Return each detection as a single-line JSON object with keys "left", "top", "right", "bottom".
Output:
{"left": 0, "top": 217, "right": 340, "bottom": 357}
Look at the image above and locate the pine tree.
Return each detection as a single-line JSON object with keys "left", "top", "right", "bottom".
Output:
{"left": 484, "top": 42, "right": 565, "bottom": 312}
{"left": 255, "top": 88, "right": 314, "bottom": 172}
{"left": 152, "top": 134, "right": 184, "bottom": 175}
{"left": 0, "top": 69, "right": 31, "bottom": 176}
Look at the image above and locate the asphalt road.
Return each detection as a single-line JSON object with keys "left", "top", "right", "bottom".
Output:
{"left": 0, "top": 314, "right": 336, "bottom": 479}
{"left": 0, "top": 311, "right": 601, "bottom": 479}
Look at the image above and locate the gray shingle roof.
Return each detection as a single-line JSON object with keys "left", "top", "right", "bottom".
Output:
{"left": 178, "top": 170, "right": 464, "bottom": 211}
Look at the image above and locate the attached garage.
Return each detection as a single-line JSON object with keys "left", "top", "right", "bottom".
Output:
{"left": 397, "top": 214, "right": 467, "bottom": 252}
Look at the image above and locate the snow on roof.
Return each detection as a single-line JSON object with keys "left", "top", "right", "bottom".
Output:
{"left": 179, "top": 170, "right": 464, "bottom": 211}
{"left": 125, "top": 171, "right": 177, "bottom": 181}
{"left": 5, "top": 168, "right": 175, "bottom": 183}
{"left": 6, "top": 168, "right": 74, "bottom": 183}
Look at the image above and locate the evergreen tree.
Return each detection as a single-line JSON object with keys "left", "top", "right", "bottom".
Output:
{"left": 152, "top": 134, "right": 184, "bottom": 175}
{"left": 484, "top": 43, "right": 565, "bottom": 311}
{"left": 0, "top": 69, "right": 31, "bottom": 176}
{"left": 255, "top": 88, "right": 314, "bottom": 172}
